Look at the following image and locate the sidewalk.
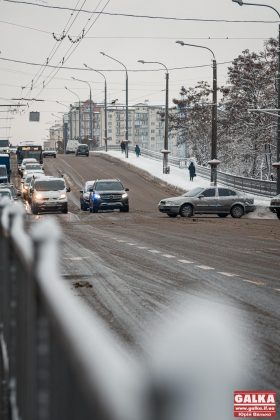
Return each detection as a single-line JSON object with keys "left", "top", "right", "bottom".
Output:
{"left": 97, "top": 150, "right": 275, "bottom": 219}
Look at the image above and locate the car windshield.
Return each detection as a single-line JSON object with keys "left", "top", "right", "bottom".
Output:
{"left": 86, "top": 184, "right": 94, "bottom": 192}
{"left": 23, "top": 159, "right": 37, "bottom": 165}
{"left": 183, "top": 187, "right": 205, "bottom": 197}
{"left": 95, "top": 181, "right": 123, "bottom": 191}
{"left": 35, "top": 180, "right": 65, "bottom": 191}
{"left": 25, "top": 164, "right": 41, "bottom": 170}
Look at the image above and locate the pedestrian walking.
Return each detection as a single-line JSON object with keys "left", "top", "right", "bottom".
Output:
{"left": 188, "top": 161, "right": 196, "bottom": 181}
{"left": 135, "top": 144, "right": 141, "bottom": 157}
{"left": 120, "top": 140, "right": 125, "bottom": 153}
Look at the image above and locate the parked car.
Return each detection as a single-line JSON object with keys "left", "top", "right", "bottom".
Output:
{"left": 88, "top": 179, "right": 129, "bottom": 213}
{"left": 29, "top": 176, "right": 70, "bottom": 214}
{"left": 158, "top": 186, "right": 255, "bottom": 218}
{"left": 43, "top": 149, "right": 57, "bottom": 158}
{"left": 80, "top": 180, "right": 95, "bottom": 211}
{"left": 75, "top": 144, "right": 89, "bottom": 157}
{"left": 269, "top": 194, "right": 280, "bottom": 219}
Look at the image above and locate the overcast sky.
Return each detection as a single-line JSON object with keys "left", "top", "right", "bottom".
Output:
{"left": 1, "top": 0, "right": 279, "bottom": 145}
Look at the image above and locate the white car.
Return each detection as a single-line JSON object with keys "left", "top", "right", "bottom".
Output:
{"left": 23, "top": 163, "right": 44, "bottom": 180}
{"left": 19, "top": 158, "right": 38, "bottom": 176}
{"left": 29, "top": 176, "right": 71, "bottom": 214}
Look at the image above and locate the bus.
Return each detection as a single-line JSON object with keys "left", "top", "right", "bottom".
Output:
{"left": 16, "top": 144, "right": 43, "bottom": 169}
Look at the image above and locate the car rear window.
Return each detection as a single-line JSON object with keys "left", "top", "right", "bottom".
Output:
{"left": 35, "top": 180, "right": 65, "bottom": 191}
{"left": 95, "top": 181, "right": 124, "bottom": 191}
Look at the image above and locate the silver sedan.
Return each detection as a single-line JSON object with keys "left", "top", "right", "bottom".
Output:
{"left": 158, "top": 186, "right": 255, "bottom": 218}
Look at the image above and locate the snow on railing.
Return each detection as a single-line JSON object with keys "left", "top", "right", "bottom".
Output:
{"left": 0, "top": 199, "right": 252, "bottom": 420}
{"left": 95, "top": 145, "right": 276, "bottom": 197}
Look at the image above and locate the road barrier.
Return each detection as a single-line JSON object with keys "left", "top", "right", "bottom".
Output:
{"left": 95, "top": 146, "right": 277, "bottom": 197}
{"left": 0, "top": 199, "right": 143, "bottom": 420}
{"left": 0, "top": 198, "right": 252, "bottom": 420}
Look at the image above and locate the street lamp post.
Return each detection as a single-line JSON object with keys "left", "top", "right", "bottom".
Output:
{"left": 100, "top": 52, "right": 129, "bottom": 157}
{"left": 176, "top": 41, "right": 219, "bottom": 185}
{"left": 232, "top": 0, "right": 280, "bottom": 194}
{"left": 56, "top": 101, "right": 71, "bottom": 152}
{"left": 65, "top": 86, "right": 81, "bottom": 142}
{"left": 72, "top": 77, "right": 93, "bottom": 147}
{"left": 84, "top": 64, "right": 108, "bottom": 152}
{"left": 138, "top": 60, "right": 170, "bottom": 174}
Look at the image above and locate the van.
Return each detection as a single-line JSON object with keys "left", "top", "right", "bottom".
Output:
{"left": 66, "top": 140, "right": 79, "bottom": 154}
{"left": 30, "top": 176, "right": 70, "bottom": 214}
{"left": 75, "top": 144, "right": 89, "bottom": 156}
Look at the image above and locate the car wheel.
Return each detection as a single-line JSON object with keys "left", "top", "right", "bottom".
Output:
{"left": 230, "top": 205, "right": 244, "bottom": 218}
{"left": 218, "top": 213, "right": 228, "bottom": 218}
{"left": 31, "top": 204, "right": 38, "bottom": 215}
{"left": 167, "top": 213, "right": 177, "bottom": 218}
{"left": 62, "top": 204, "right": 68, "bottom": 214}
{"left": 276, "top": 209, "right": 280, "bottom": 220}
{"left": 180, "top": 204, "right": 193, "bottom": 218}
{"left": 80, "top": 202, "right": 86, "bottom": 211}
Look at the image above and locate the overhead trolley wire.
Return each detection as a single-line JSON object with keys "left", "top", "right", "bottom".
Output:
{"left": 3, "top": 0, "right": 280, "bottom": 23}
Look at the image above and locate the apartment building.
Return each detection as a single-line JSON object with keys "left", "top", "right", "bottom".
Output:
{"left": 51, "top": 101, "right": 179, "bottom": 154}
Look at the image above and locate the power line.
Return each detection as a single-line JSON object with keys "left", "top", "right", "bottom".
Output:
{"left": 0, "top": 21, "right": 272, "bottom": 39}
{"left": 3, "top": 0, "right": 280, "bottom": 23}
{"left": 0, "top": 56, "right": 232, "bottom": 71}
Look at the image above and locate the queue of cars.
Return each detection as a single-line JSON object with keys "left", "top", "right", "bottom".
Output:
{"left": 1, "top": 151, "right": 279, "bottom": 220}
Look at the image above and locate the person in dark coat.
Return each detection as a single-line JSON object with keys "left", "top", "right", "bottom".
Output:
{"left": 188, "top": 161, "right": 196, "bottom": 181}
{"left": 120, "top": 140, "right": 125, "bottom": 153}
{"left": 135, "top": 144, "right": 141, "bottom": 157}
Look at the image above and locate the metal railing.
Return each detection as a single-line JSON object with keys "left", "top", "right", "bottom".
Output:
{"left": 0, "top": 200, "right": 142, "bottom": 420}
{"left": 94, "top": 146, "right": 277, "bottom": 197}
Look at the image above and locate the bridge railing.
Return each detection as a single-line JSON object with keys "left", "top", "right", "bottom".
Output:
{"left": 94, "top": 146, "right": 276, "bottom": 197}
{"left": 0, "top": 200, "right": 143, "bottom": 420}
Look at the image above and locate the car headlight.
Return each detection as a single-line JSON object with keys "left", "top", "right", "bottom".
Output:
{"left": 122, "top": 193, "right": 128, "bottom": 199}
{"left": 166, "top": 200, "right": 179, "bottom": 205}
{"left": 60, "top": 193, "right": 66, "bottom": 199}
{"left": 84, "top": 193, "right": 89, "bottom": 199}
{"left": 34, "top": 193, "right": 43, "bottom": 200}
{"left": 93, "top": 193, "right": 101, "bottom": 200}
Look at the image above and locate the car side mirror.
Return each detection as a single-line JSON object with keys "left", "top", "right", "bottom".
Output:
{"left": 125, "top": 188, "right": 129, "bottom": 192}
{"left": 66, "top": 187, "right": 71, "bottom": 192}
{"left": 198, "top": 195, "right": 204, "bottom": 199}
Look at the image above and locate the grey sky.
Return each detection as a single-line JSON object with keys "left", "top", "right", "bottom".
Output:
{"left": 0, "top": 0, "right": 279, "bottom": 144}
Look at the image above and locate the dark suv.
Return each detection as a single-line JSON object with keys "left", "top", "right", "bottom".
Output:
{"left": 89, "top": 179, "right": 129, "bottom": 213}
{"left": 75, "top": 144, "right": 89, "bottom": 156}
